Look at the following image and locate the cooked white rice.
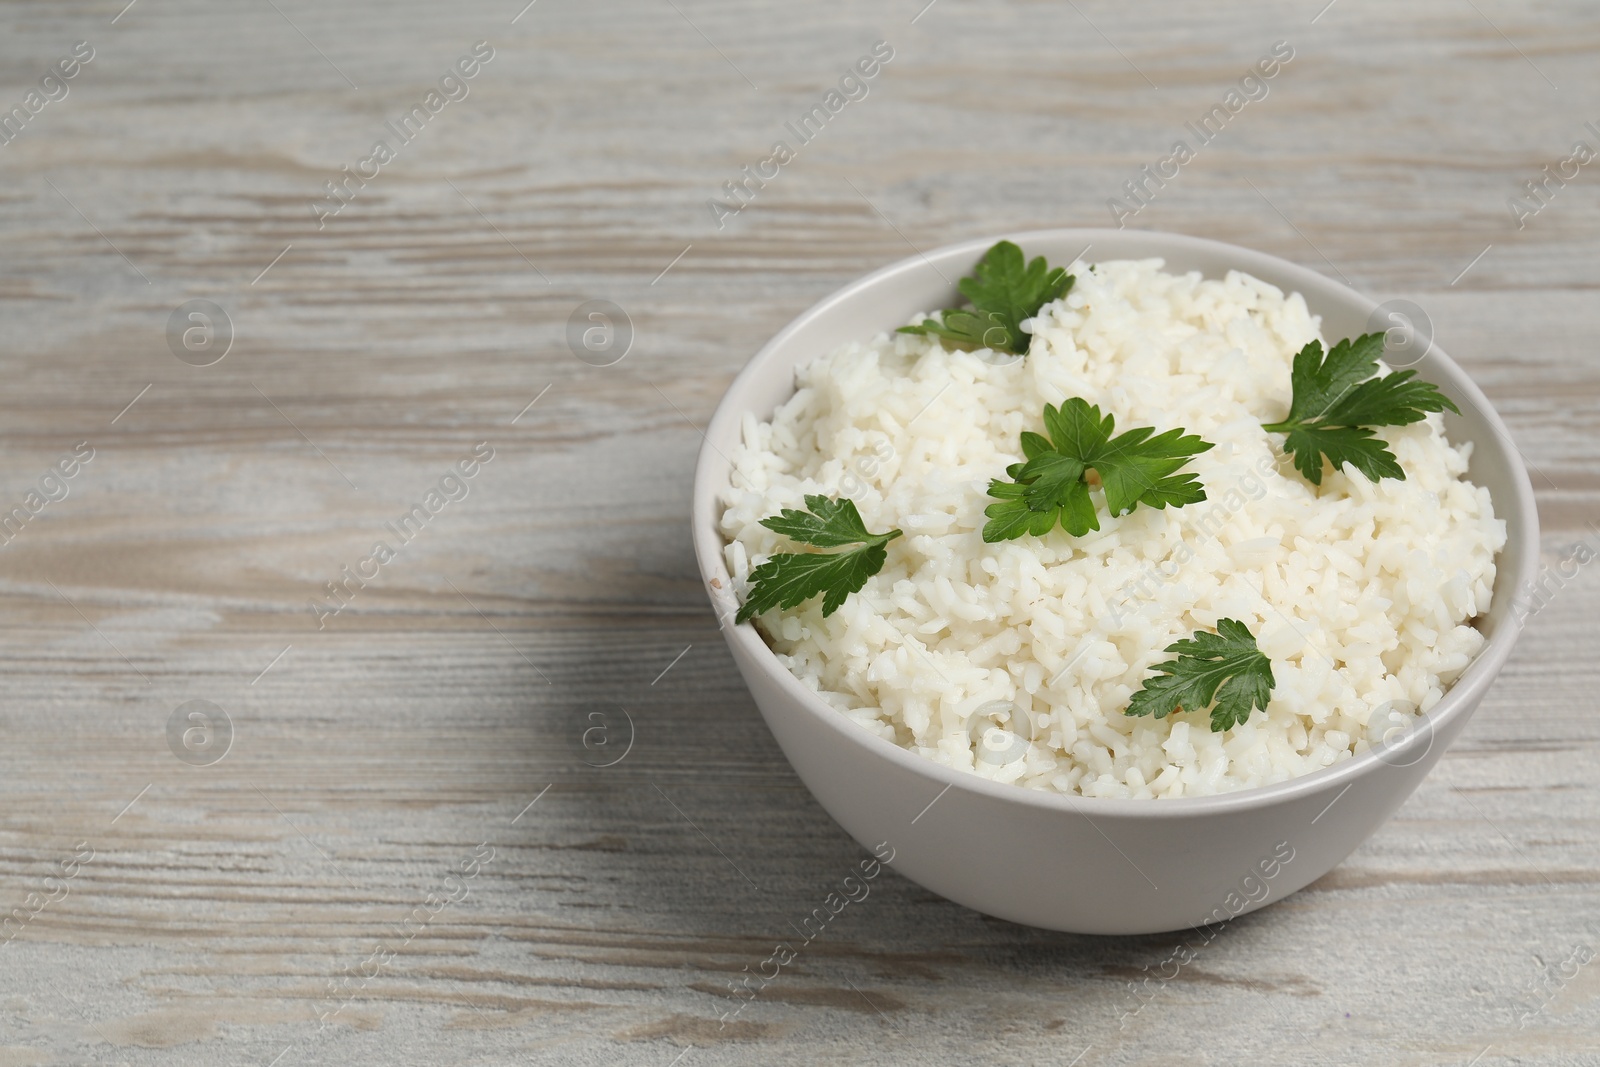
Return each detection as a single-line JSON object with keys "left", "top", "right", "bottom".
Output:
{"left": 719, "top": 258, "right": 1504, "bottom": 798}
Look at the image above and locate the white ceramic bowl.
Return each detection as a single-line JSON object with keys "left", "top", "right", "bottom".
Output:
{"left": 691, "top": 229, "right": 1537, "bottom": 934}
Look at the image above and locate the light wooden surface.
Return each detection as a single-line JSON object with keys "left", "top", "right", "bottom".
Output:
{"left": 1, "top": 0, "right": 1597, "bottom": 1063}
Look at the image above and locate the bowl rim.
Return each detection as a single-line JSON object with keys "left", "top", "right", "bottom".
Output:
{"left": 691, "top": 227, "right": 1539, "bottom": 820}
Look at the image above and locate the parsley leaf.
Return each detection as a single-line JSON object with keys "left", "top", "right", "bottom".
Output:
{"left": 736, "top": 495, "right": 902, "bottom": 623}
{"left": 1262, "top": 332, "right": 1460, "bottom": 486}
{"left": 897, "top": 240, "right": 1074, "bottom": 356}
{"left": 1124, "top": 619, "right": 1275, "bottom": 732}
{"left": 982, "top": 398, "right": 1214, "bottom": 542}
{"left": 759, "top": 495, "right": 881, "bottom": 547}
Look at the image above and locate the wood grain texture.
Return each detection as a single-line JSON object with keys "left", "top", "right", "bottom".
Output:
{"left": 1, "top": 0, "right": 1598, "bottom": 1063}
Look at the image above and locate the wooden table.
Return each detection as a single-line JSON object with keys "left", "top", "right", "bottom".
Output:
{"left": 2, "top": 0, "right": 1596, "bottom": 1062}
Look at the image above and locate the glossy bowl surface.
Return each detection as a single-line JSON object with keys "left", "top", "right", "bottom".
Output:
{"left": 691, "top": 229, "right": 1537, "bottom": 934}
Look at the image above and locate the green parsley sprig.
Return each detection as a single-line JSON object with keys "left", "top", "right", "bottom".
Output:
{"left": 983, "top": 398, "right": 1214, "bottom": 543}
{"left": 1263, "top": 332, "right": 1459, "bottom": 486}
{"left": 1124, "top": 619, "right": 1275, "bottom": 732}
{"left": 736, "top": 495, "right": 902, "bottom": 623}
{"left": 897, "top": 241, "right": 1073, "bottom": 357}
